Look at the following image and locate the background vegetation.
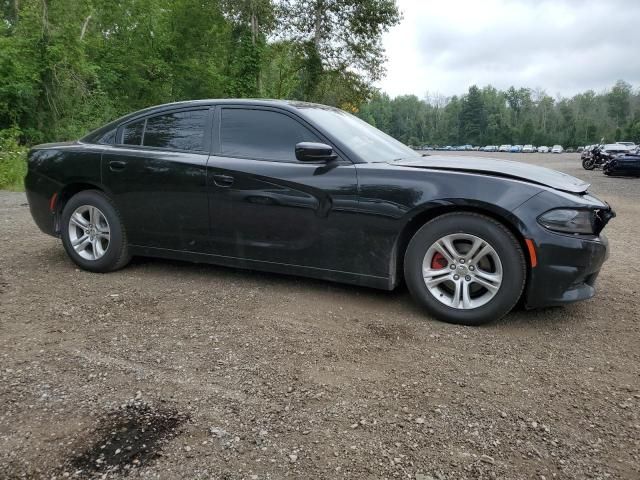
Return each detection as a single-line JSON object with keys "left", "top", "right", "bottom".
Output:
{"left": 1, "top": 1, "right": 639, "bottom": 190}
{"left": 358, "top": 81, "right": 640, "bottom": 147}
{"left": 0, "top": 0, "right": 400, "bottom": 188}
{"left": 0, "top": 127, "right": 27, "bottom": 190}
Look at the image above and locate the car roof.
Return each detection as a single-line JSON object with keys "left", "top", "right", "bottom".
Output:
{"left": 604, "top": 143, "right": 630, "bottom": 149}
{"left": 118, "top": 98, "right": 337, "bottom": 120}
{"left": 81, "top": 99, "right": 340, "bottom": 143}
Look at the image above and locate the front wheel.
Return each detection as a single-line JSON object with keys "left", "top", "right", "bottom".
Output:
{"left": 60, "top": 190, "right": 131, "bottom": 272}
{"left": 404, "top": 213, "right": 526, "bottom": 326}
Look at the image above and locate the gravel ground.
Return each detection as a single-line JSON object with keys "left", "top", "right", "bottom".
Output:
{"left": 0, "top": 152, "right": 638, "bottom": 479}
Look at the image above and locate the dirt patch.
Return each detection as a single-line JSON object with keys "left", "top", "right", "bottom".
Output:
{"left": 365, "top": 321, "right": 413, "bottom": 341}
{"left": 66, "top": 399, "right": 187, "bottom": 478}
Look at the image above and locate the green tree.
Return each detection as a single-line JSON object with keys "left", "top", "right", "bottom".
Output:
{"left": 279, "top": 0, "right": 400, "bottom": 103}
{"left": 607, "top": 80, "right": 632, "bottom": 127}
{"left": 460, "top": 85, "right": 485, "bottom": 145}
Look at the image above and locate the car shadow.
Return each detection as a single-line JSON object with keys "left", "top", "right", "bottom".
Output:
{"left": 47, "top": 248, "right": 585, "bottom": 330}
{"left": 127, "top": 256, "right": 583, "bottom": 328}
{"left": 127, "top": 255, "right": 412, "bottom": 301}
{"left": 496, "top": 303, "right": 585, "bottom": 329}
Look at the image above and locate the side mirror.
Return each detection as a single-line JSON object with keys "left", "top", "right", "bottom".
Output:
{"left": 295, "top": 142, "right": 338, "bottom": 162}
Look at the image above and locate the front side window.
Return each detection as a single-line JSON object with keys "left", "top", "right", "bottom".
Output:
{"left": 143, "top": 109, "right": 207, "bottom": 151}
{"left": 122, "top": 120, "right": 144, "bottom": 145}
{"left": 220, "top": 108, "right": 319, "bottom": 162}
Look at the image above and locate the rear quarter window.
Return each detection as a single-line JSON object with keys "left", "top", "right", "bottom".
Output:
{"left": 98, "top": 129, "right": 117, "bottom": 145}
{"left": 122, "top": 120, "right": 144, "bottom": 145}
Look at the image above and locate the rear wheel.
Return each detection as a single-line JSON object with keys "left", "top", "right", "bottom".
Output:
{"left": 582, "top": 158, "right": 596, "bottom": 170}
{"left": 60, "top": 190, "right": 130, "bottom": 272}
{"left": 404, "top": 213, "right": 526, "bottom": 326}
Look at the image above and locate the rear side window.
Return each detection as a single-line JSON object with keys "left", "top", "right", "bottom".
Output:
{"left": 221, "top": 108, "right": 319, "bottom": 162}
{"left": 143, "top": 110, "right": 207, "bottom": 151}
{"left": 122, "top": 120, "right": 144, "bottom": 145}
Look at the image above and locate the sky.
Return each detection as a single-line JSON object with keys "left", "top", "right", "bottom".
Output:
{"left": 378, "top": 0, "right": 640, "bottom": 99}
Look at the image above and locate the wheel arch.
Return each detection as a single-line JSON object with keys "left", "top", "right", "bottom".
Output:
{"left": 54, "top": 182, "right": 109, "bottom": 233}
{"left": 390, "top": 202, "right": 532, "bottom": 289}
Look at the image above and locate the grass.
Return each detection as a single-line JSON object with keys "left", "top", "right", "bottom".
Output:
{"left": 0, "top": 132, "right": 28, "bottom": 191}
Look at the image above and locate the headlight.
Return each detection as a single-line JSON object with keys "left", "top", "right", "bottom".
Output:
{"left": 538, "top": 209, "right": 595, "bottom": 234}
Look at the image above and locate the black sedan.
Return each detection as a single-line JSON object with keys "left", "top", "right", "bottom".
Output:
{"left": 604, "top": 149, "right": 640, "bottom": 176}
{"left": 25, "top": 100, "right": 615, "bottom": 325}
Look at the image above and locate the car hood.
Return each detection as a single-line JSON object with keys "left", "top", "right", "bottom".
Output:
{"left": 394, "top": 155, "right": 590, "bottom": 193}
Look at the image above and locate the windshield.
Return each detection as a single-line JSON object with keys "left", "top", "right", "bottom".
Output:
{"left": 300, "top": 106, "right": 418, "bottom": 163}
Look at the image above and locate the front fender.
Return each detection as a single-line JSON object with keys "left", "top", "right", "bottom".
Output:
{"left": 353, "top": 163, "right": 544, "bottom": 281}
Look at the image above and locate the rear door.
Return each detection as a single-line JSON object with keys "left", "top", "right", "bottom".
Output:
{"left": 102, "top": 107, "right": 212, "bottom": 252}
{"left": 206, "top": 106, "right": 361, "bottom": 272}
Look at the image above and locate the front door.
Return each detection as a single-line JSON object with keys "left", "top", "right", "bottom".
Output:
{"left": 206, "top": 106, "right": 361, "bottom": 273}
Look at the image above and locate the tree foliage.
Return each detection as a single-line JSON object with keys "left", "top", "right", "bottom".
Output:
{"left": 359, "top": 82, "right": 640, "bottom": 147}
{"left": 0, "top": 0, "right": 400, "bottom": 144}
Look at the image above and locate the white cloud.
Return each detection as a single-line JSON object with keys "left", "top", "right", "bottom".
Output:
{"left": 379, "top": 0, "right": 640, "bottom": 98}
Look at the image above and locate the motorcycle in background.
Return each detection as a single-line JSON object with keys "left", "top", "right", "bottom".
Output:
{"left": 582, "top": 140, "right": 614, "bottom": 170}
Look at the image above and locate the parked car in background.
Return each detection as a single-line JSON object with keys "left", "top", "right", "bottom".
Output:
{"left": 522, "top": 145, "right": 535, "bottom": 153}
{"left": 510, "top": 145, "right": 523, "bottom": 153}
{"left": 566, "top": 148, "right": 575, "bottom": 153}
{"left": 537, "top": 146, "right": 549, "bottom": 153}
{"left": 421, "top": 145, "right": 434, "bottom": 151}
{"left": 604, "top": 148, "right": 640, "bottom": 176}
{"left": 577, "top": 146, "right": 585, "bottom": 153}
{"left": 602, "top": 144, "right": 632, "bottom": 155}
{"left": 483, "top": 145, "right": 498, "bottom": 152}
{"left": 24, "top": 98, "right": 615, "bottom": 326}
{"left": 499, "top": 144, "right": 511, "bottom": 152}
{"left": 617, "top": 141, "right": 637, "bottom": 150}
{"left": 551, "top": 145, "right": 564, "bottom": 153}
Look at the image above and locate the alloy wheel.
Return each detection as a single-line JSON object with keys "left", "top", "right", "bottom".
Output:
{"left": 68, "top": 205, "right": 111, "bottom": 260}
{"left": 422, "top": 233, "right": 503, "bottom": 309}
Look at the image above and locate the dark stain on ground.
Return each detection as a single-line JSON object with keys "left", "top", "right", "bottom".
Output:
{"left": 68, "top": 400, "right": 188, "bottom": 477}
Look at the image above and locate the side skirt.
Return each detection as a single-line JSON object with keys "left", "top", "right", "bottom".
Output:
{"left": 128, "top": 245, "right": 393, "bottom": 290}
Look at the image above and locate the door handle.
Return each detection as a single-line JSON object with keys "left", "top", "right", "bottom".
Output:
{"left": 109, "top": 160, "right": 126, "bottom": 172}
{"left": 212, "top": 174, "right": 234, "bottom": 187}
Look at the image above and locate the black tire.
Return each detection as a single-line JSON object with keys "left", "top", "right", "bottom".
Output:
{"left": 404, "top": 212, "right": 526, "bottom": 326}
{"left": 60, "top": 190, "right": 131, "bottom": 272}
{"left": 582, "top": 158, "right": 595, "bottom": 170}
